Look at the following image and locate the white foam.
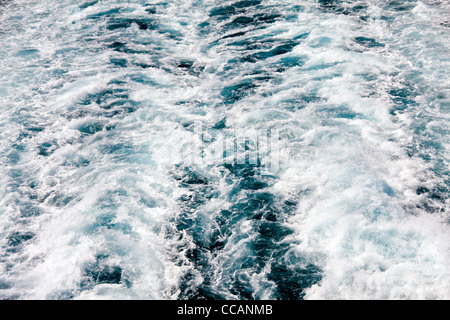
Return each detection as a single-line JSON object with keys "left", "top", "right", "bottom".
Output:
{"left": 0, "top": 0, "right": 448, "bottom": 300}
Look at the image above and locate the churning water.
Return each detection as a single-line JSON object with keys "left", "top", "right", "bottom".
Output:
{"left": 0, "top": 0, "right": 449, "bottom": 299}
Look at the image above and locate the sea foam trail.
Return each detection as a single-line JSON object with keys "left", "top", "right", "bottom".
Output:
{"left": 0, "top": 0, "right": 449, "bottom": 300}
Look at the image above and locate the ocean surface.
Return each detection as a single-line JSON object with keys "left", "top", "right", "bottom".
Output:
{"left": 0, "top": 0, "right": 449, "bottom": 300}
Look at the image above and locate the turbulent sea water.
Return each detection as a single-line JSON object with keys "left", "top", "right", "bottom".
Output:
{"left": 0, "top": 0, "right": 449, "bottom": 300}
